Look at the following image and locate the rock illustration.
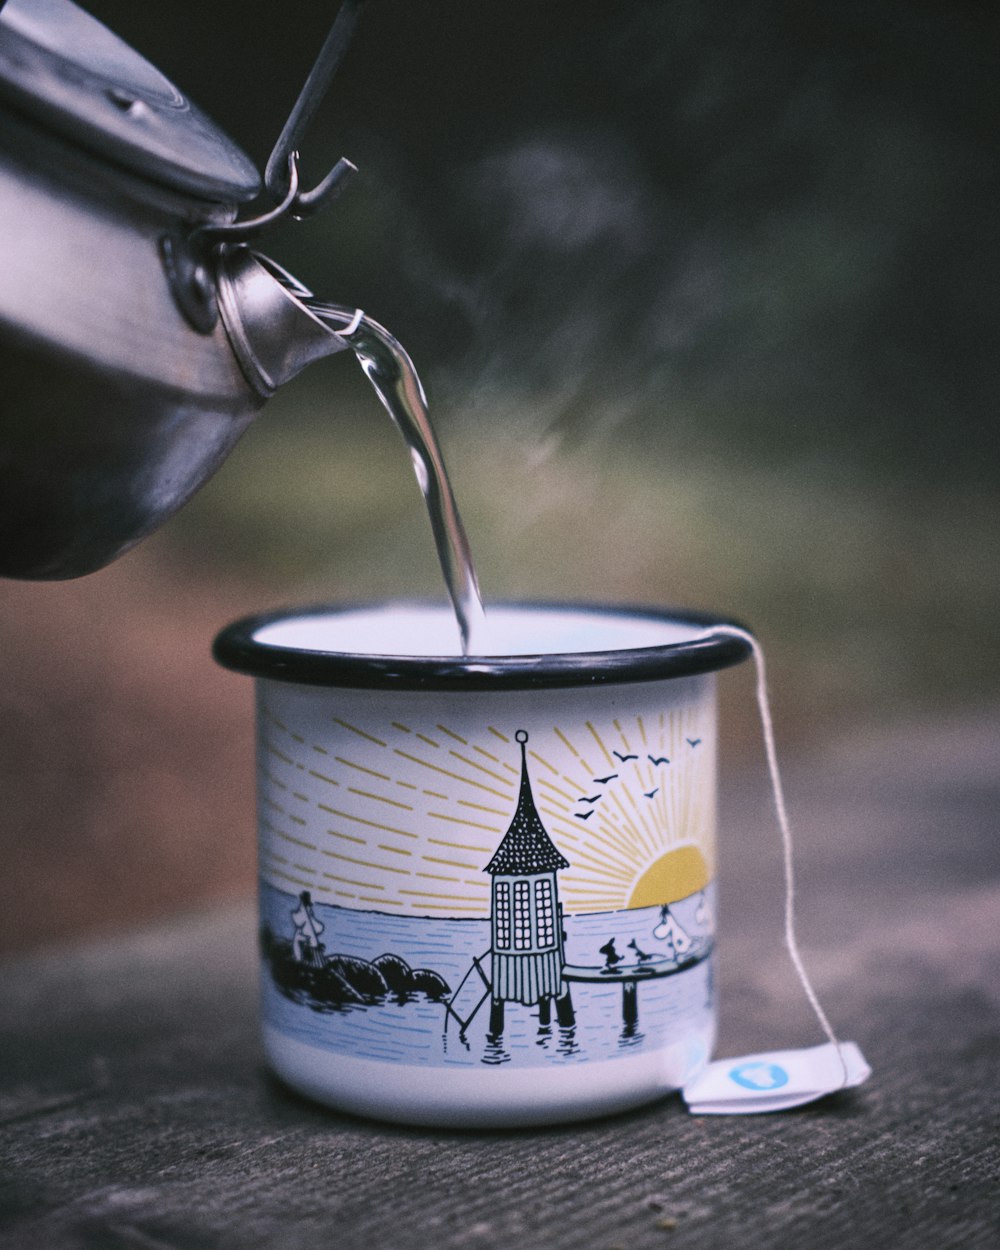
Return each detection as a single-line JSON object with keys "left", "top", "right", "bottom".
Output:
{"left": 260, "top": 926, "right": 450, "bottom": 1010}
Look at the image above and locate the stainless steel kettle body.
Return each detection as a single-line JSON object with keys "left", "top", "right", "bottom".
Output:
{"left": 0, "top": 112, "right": 265, "bottom": 579}
{"left": 0, "top": 0, "right": 359, "bottom": 579}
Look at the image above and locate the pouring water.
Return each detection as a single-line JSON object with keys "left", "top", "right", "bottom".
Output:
{"left": 310, "top": 303, "right": 488, "bottom": 656}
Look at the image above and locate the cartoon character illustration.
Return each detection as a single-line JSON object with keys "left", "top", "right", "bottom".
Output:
{"left": 628, "top": 938, "right": 653, "bottom": 963}
{"left": 291, "top": 890, "right": 326, "bottom": 966}
{"left": 599, "top": 938, "right": 624, "bottom": 970}
{"left": 653, "top": 904, "right": 694, "bottom": 960}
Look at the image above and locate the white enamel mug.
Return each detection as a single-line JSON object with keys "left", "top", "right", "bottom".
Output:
{"left": 214, "top": 602, "right": 751, "bottom": 1128}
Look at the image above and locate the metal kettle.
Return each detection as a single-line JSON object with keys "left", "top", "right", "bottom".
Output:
{"left": 0, "top": 0, "right": 364, "bottom": 579}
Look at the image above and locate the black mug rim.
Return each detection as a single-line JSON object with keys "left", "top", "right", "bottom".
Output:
{"left": 212, "top": 600, "right": 753, "bottom": 692}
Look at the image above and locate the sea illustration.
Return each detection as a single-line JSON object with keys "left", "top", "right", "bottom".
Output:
{"left": 260, "top": 880, "right": 715, "bottom": 1068}
{"left": 258, "top": 712, "right": 719, "bottom": 1070}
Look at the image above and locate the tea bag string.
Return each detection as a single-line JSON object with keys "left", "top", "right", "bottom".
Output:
{"left": 699, "top": 625, "right": 849, "bottom": 1087}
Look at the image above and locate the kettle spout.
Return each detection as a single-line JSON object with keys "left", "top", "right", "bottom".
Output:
{"left": 216, "top": 246, "right": 354, "bottom": 398}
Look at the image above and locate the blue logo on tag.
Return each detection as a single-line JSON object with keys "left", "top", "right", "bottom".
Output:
{"left": 729, "top": 1062, "right": 789, "bottom": 1091}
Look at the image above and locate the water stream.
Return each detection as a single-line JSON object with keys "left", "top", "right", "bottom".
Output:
{"left": 310, "top": 303, "right": 487, "bottom": 655}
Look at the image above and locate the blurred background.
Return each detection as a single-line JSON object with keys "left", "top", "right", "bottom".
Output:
{"left": 1, "top": 0, "right": 997, "bottom": 953}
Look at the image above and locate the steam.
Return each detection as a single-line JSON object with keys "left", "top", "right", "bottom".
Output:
{"left": 404, "top": 133, "right": 671, "bottom": 454}
{"left": 386, "top": 0, "right": 995, "bottom": 482}
{"left": 464, "top": 139, "right": 651, "bottom": 256}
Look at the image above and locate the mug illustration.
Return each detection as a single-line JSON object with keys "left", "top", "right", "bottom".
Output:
{"left": 257, "top": 706, "right": 717, "bottom": 1071}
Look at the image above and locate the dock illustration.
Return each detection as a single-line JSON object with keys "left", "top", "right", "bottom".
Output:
{"left": 444, "top": 730, "right": 712, "bottom": 1045}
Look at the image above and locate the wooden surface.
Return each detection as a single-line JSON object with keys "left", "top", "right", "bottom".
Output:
{"left": 2, "top": 713, "right": 998, "bottom": 1249}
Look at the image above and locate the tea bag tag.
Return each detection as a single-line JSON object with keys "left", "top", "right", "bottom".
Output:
{"left": 682, "top": 1041, "right": 871, "bottom": 1115}
{"left": 681, "top": 627, "right": 872, "bottom": 1116}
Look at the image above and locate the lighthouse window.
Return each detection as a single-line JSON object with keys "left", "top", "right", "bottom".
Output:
{"left": 513, "top": 879, "right": 532, "bottom": 950}
{"left": 535, "top": 878, "right": 555, "bottom": 946}
{"left": 494, "top": 881, "right": 511, "bottom": 949}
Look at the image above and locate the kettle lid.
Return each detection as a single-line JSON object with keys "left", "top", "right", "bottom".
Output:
{"left": 0, "top": 0, "right": 260, "bottom": 202}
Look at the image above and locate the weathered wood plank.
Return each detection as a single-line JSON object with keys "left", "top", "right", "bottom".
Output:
{"left": 1, "top": 721, "right": 998, "bottom": 1249}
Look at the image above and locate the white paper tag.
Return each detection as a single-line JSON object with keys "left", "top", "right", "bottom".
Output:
{"left": 681, "top": 1041, "right": 871, "bottom": 1115}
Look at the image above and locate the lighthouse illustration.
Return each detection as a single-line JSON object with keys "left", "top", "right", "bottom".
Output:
{"left": 483, "top": 730, "right": 571, "bottom": 1033}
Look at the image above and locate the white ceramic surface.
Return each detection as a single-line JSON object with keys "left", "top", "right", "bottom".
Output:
{"left": 216, "top": 604, "right": 748, "bottom": 1127}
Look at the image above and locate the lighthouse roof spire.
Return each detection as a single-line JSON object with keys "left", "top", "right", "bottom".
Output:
{"left": 484, "top": 731, "right": 570, "bottom": 876}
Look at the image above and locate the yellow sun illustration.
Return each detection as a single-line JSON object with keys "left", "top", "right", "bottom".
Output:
{"left": 627, "top": 846, "right": 710, "bottom": 909}
{"left": 256, "top": 702, "right": 715, "bottom": 916}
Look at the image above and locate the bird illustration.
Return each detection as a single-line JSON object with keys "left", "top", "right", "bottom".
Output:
{"left": 648, "top": 754, "right": 670, "bottom": 765}
{"left": 593, "top": 774, "right": 618, "bottom": 785}
{"left": 578, "top": 794, "right": 602, "bottom": 805}
{"left": 686, "top": 737, "right": 702, "bottom": 748}
{"left": 613, "top": 750, "right": 638, "bottom": 763}
{"left": 643, "top": 787, "right": 659, "bottom": 799}
{"left": 628, "top": 938, "right": 652, "bottom": 963}
{"left": 574, "top": 810, "right": 594, "bottom": 820}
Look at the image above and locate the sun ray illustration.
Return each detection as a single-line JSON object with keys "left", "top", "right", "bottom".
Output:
{"left": 585, "top": 721, "right": 615, "bottom": 768}
{"left": 537, "top": 778, "right": 578, "bottom": 804}
{"left": 256, "top": 698, "right": 715, "bottom": 915}
{"left": 332, "top": 718, "right": 387, "bottom": 746}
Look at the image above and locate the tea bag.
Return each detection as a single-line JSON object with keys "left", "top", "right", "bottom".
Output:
{"left": 682, "top": 1041, "right": 871, "bottom": 1115}
{"left": 681, "top": 628, "right": 872, "bottom": 1115}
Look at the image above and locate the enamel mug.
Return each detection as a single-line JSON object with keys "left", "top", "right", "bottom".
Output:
{"left": 214, "top": 602, "right": 751, "bottom": 1127}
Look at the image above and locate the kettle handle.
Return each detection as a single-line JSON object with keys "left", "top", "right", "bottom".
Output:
{"left": 264, "top": 0, "right": 366, "bottom": 214}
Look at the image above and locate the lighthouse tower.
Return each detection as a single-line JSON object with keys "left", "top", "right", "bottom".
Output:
{"left": 484, "top": 731, "right": 570, "bottom": 1021}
